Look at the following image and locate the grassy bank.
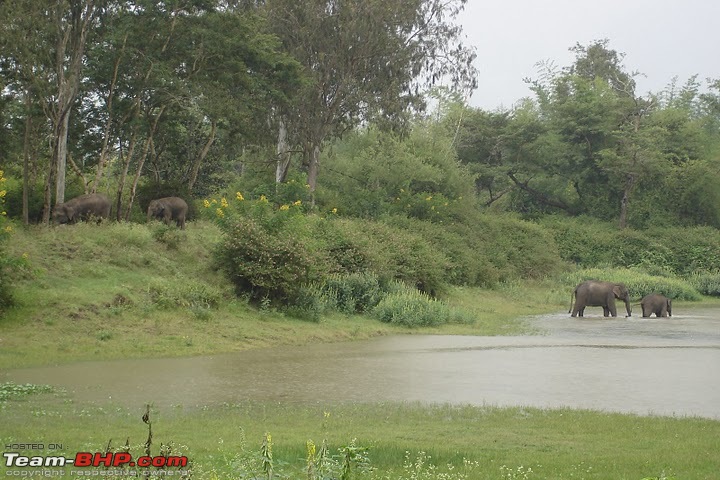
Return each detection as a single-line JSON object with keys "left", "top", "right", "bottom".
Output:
{"left": 2, "top": 221, "right": 719, "bottom": 479}
{"left": 0, "top": 221, "right": 564, "bottom": 369}
{"left": 1, "top": 391, "right": 718, "bottom": 479}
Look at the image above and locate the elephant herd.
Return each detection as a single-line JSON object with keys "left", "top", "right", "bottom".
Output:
{"left": 51, "top": 193, "right": 188, "bottom": 230}
{"left": 569, "top": 280, "right": 672, "bottom": 318}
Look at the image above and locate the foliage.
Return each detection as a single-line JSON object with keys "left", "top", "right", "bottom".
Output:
{"left": 146, "top": 276, "right": 223, "bottom": 310}
{"left": 0, "top": 169, "right": 27, "bottom": 311}
{"left": 320, "top": 124, "right": 476, "bottom": 222}
{"left": 0, "top": 382, "right": 53, "bottom": 402}
{"left": 563, "top": 268, "right": 702, "bottom": 301}
{"left": 686, "top": 272, "right": 720, "bottom": 297}
{"left": 372, "top": 286, "right": 475, "bottom": 327}
{"left": 265, "top": 0, "right": 477, "bottom": 192}
{"left": 216, "top": 216, "right": 324, "bottom": 305}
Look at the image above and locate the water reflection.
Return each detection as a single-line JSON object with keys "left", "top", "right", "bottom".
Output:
{"left": 2, "top": 307, "right": 719, "bottom": 418}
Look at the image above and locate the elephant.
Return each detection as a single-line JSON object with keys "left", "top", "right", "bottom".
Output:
{"left": 52, "top": 193, "right": 111, "bottom": 224}
{"left": 147, "top": 196, "right": 188, "bottom": 229}
{"left": 640, "top": 293, "right": 672, "bottom": 318}
{"left": 569, "top": 280, "right": 632, "bottom": 317}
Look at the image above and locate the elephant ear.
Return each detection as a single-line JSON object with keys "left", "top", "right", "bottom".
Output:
{"left": 612, "top": 285, "right": 624, "bottom": 298}
{"left": 66, "top": 206, "right": 75, "bottom": 221}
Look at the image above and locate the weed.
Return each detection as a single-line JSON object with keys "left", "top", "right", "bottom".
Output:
{"left": 0, "top": 382, "right": 53, "bottom": 401}
{"left": 97, "top": 330, "right": 113, "bottom": 341}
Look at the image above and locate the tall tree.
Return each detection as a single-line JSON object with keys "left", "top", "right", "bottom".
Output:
{"left": 265, "top": 0, "right": 477, "bottom": 196}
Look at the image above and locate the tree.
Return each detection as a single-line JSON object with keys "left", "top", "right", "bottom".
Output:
{"left": 265, "top": 0, "right": 477, "bottom": 196}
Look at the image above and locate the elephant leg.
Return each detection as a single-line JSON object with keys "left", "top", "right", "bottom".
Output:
{"left": 607, "top": 301, "right": 617, "bottom": 317}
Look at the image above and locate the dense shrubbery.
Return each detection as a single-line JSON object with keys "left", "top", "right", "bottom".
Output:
{"left": 0, "top": 169, "right": 27, "bottom": 312}
{"left": 563, "top": 268, "right": 702, "bottom": 301}
{"left": 542, "top": 216, "right": 720, "bottom": 276}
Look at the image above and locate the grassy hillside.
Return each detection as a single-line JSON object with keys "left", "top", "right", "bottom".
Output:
{"left": 0, "top": 220, "right": 563, "bottom": 369}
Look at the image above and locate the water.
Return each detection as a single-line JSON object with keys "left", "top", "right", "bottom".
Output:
{"left": 2, "top": 307, "right": 719, "bottom": 418}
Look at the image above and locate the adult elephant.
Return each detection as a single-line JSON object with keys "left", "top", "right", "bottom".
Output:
{"left": 52, "top": 193, "right": 111, "bottom": 224}
{"left": 147, "top": 196, "right": 188, "bottom": 230}
{"left": 640, "top": 293, "right": 672, "bottom": 318}
{"left": 569, "top": 280, "right": 632, "bottom": 317}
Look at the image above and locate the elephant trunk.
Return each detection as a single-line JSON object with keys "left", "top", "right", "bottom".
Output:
{"left": 624, "top": 297, "right": 632, "bottom": 317}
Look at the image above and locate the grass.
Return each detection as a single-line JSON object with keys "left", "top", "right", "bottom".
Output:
{"left": 2, "top": 221, "right": 718, "bottom": 479}
{"left": 0, "top": 221, "right": 563, "bottom": 369}
{"left": 0, "top": 394, "right": 717, "bottom": 479}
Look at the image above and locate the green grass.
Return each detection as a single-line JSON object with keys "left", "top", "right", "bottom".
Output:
{"left": 2, "top": 221, "right": 719, "bottom": 479}
{"left": 0, "top": 222, "right": 564, "bottom": 369}
{"left": 0, "top": 394, "right": 717, "bottom": 479}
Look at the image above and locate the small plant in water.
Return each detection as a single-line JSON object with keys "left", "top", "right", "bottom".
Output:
{"left": 500, "top": 464, "right": 535, "bottom": 480}
{"left": 0, "top": 382, "right": 54, "bottom": 401}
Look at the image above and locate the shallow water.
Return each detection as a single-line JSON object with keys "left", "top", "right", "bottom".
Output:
{"left": 2, "top": 307, "right": 719, "bottom": 418}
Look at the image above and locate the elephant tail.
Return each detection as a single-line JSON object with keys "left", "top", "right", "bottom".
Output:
{"left": 568, "top": 292, "right": 575, "bottom": 314}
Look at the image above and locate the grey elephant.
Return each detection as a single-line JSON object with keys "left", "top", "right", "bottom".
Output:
{"left": 640, "top": 293, "right": 672, "bottom": 317}
{"left": 147, "top": 196, "right": 188, "bottom": 229}
{"left": 52, "top": 193, "right": 111, "bottom": 224}
{"left": 569, "top": 280, "right": 632, "bottom": 317}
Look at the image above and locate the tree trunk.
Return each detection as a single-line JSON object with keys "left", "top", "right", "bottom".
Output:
{"left": 275, "top": 117, "right": 291, "bottom": 183}
{"left": 51, "top": 0, "right": 97, "bottom": 205}
{"left": 53, "top": 95, "right": 71, "bottom": 205}
{"left": 187, "top": 120, "right": 216, "bottom": 193}
{"left": 619, "top": 173, "right": 636, "bottom": 229}
{"left": 125, "top": 106, "right": 166, "bottom": 220}
{"left": 116, "top": 127, "right": 139, "bottom": 221}
{"left": 22, "top": 93, "right": 32, "bottom": 225}
{"left": 93, "top": 34, "right": 127, "bottom": 194}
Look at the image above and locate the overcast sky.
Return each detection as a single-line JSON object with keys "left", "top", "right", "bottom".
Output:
{"left": 457, "top": 0, "right": 720, "bottom": 110}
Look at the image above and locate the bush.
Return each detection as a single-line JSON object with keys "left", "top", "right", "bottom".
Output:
{"left": 216, "top": 218, "right": 325, "bottom": 305}
{"left": 320, "top": 272, "right": 384, "bottom": 314}
{"left": 686, "top": 272, "right": 720, "bottom": 296}
{"left": 563, "top": 268, "right": 702, "bottom": 301}
{"left": 372, "top": 286, "right": 475, "bottom": 327}
{"left": 146, "top": 276, "right": 223, "bottom": 309}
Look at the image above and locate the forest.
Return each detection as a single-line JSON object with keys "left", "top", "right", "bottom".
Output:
{"left": 2, "top": 0, "right": 720, "bottom": 313}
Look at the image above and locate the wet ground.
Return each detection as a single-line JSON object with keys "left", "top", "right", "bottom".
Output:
{"left": 2, "top": 306, "right": 719, "bottom": 418}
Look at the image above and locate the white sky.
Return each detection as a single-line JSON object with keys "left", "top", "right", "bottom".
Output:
{"left": 457, "top": 0, "right": 720, "bottom": 110}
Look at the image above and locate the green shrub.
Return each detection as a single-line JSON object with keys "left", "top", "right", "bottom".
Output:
{"left": 650, "top": 227, "right": 720, "bottom": 275}
{"left": 146, "top": 276, "right": 222, "bottom": 309}
{"left": 320, "top": 272, "right": 384, "bottom": 314}
{"left": 686, "top": 271, "right": 720, "bottom": 296}
{"left": 372, "top": 287, "right": 475, "bottom": 327}
{"left": 563, "top": 268, "right": 702, "bottom": 301}
{"left": 216, "top": 218, "right": 325, "bottom": 305}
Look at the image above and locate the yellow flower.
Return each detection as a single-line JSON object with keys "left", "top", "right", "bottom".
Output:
{"left": 425, "top": 196, "right": 432, "bottom": 201}
{"left": 293, "top": 200, "right": 302, "bottom": 206}
{"left": 220, "top": 197, "right": 229, "bottom": 208}
{"left": 22, "top": 252, "right": 29, "bottom": 259}
{"left": 4, "top": 225, "right": 12, "bottom": 233}
{"left": 236, "top": 192, "right": 244, "bottom": 201}
{"left": 203, "top": 199, "right": 211, "bottom": 208}
{"left": 331, "top": 208, "right": 337, "bottom": 214}
{"left": 215, "top": 208, "right": 225, "bottom": 218}
{"left": 0, "top": 190, "right": 6, "bottom": 198}
{"left": 259, "top": 195, "right": 268, "bottom": 203}
{"left": 211, "top": 198, "right": 218, "bottom": 204}
{"left": 400, "top": 188, "right": 404, "bottom": 193}
{"left": 279, "top": 204, "right": 289, "bottom": 211}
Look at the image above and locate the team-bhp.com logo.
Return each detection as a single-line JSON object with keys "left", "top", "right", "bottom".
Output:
{"left": 4, "top": 451, "right": 189, "bottom": 468}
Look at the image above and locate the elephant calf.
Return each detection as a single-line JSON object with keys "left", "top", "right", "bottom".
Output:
{"left": 640, "top": 293, "right": 672, "bottom": 318}
{"left": 147, "top": 196, "right": 188, "bottom": 230}
{"left": 52, "top": 193, "right": 111, "bottom": 224}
